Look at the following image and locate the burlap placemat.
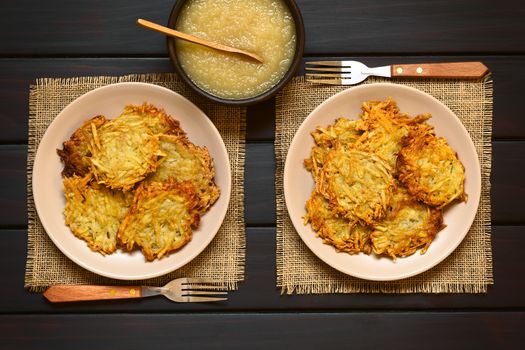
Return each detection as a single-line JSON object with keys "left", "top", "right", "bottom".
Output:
{"left": 276, "top": 75, "right": 493, "bottom": 294}
{"left": 26, "top": 74, "right": 245, "bottom": 292}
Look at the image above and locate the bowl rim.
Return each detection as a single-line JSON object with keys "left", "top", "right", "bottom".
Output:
{"left": 167, "top": 0, "right": 305, "bottom": 106}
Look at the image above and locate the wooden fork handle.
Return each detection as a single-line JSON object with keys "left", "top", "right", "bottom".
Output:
{"left": 43, "top": 285, "right": 143, "bottom": 302}
{"left": 391, "top": 62, "right": 488, "bottom": 78}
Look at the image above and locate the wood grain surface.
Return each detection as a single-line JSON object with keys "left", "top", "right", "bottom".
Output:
{"left": 1, "top": 0, "right": 524, "bottom": 55}
{"left": 1, "top": 312, "right": 524, "bottom": 349}
{"left": 1, "top": 227, "right": 524, "bottom": 313}
{"left": 2, "top": 56, "right": 525, "bottom": 141}
{"left": 0, "top": 0, "right": 523, "bottom": 348}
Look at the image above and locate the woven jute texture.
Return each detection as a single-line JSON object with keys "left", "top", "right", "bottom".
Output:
{"left": 26, "top": 74, "right": 245, "bottom": 292}
{"left": 276, "top": 75, "right": 493, "bottom": 294}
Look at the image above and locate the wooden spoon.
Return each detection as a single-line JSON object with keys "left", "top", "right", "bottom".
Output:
{"left": 137, "top": 18, "right": 264, "bottom": 63}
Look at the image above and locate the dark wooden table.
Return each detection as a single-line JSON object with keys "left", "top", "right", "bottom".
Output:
{"left": 1, "top": 0, "right": 524, "bottom": 348}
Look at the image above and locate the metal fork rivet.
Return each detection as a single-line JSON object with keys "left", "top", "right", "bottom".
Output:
{"left": 417, "top": 67, "right": 423, "bottom": 74}
{"left": 129, "top": 288, "right": 136, "bottom": 295}
{"left": 396, "top": 67, "right": 403, "bottom": 74}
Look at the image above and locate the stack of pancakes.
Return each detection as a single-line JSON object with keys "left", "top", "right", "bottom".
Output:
{"left": 58, "top": 103, "right": 219, "bottom": 261}
{"left": 304, "top": 99, "right": 466, "bottom": 259}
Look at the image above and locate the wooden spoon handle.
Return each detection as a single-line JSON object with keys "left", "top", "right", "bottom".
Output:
{"left": 43, "top": 285, "right": 143, "bottom": 302}
{"left": 391, "top": 62, "right": 488, "bottom": 78}
{"left": 137, "top": 18, "right": 263, "bottom": 63}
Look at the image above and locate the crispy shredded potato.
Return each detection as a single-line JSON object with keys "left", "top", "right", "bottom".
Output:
{"left": 57, "top": 115, "right": 108, "bottom": 177}
{"left": 397, "top": 126, "right": 467, "bottom": 208}
{"left": 303, "top": 98, "right": 464, "bottom": 259}
{"left": 355, "top": 100, "right": 431, "bottom": 169}
{"left": 318, "top": 145, "right": 394, "bottom": 224}
{"left": 63, "top": 174, "right": 132, "bottom": 255}
{"left": 120, "top": 103, "right": 187, "bottom": 137}
{"left": 304, "top": 118, "right": 362, "bottom": 178}
{"left": 59, "top": 103, "right": 220, "bottom": 261}
{"left": 370, "top": 182, "right": 444, "bottom": 259}
{"left": 117, "top": 180, "right": 200, "bottom": 261}
{"left": 304, "top": 192, "right": 372, "bottom": 255}
{"left": 89, "top": 112, "right": 163, "bottom": 191}
{"left": 145, "top": 134, "right": 220, "bottom": 213}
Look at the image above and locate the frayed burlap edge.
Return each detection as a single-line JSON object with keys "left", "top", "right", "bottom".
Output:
{"left": 276, "top": 75, "right": 493, "bottom": 294}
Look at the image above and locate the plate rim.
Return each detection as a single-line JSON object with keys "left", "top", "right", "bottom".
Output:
{"left": 32, "top": 82, "right": 232, "bottom": 280}
{"left": 283, "top": 82, "right": 482, "bottom": 281}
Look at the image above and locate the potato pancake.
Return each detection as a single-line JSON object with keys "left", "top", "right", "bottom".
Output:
{"left": 118, "top": 180, "right": 200, "bottom": 261}
{"left": 311, "top": 118, "right": 362, "bottom": 149}
{"left": 57, "top": 115, "right": 107, "bottom": 177}
{"left": 89, "top": 113, "right": 163, "bottom": 191}
{"left": 303, "top": 98, "right": 466, "bottom": 260}
{"left": 305, "top": 192, "right": 372, "bottom": 255}
{"left": 370, "top": 183, "right": 444, "bottom": 259}
{"left": 317, "top": 146, "right": 394, "bottom": 225}
{"left": 120, "top": 103, "right": 186, "bottom": 137}
{"left": 144, "top": 134, "right": 219, "bottom": 212}
{"left": 59, "top": 102, "right": 221, "bottom": 261}
{"left": 63, "top": 174, "right": 132, "bottom": 254}
{"left": 304, "top": 118, "right": 362, "bottom": 177}
{"left": 355, "top": 99, "right": 430, "bottom": 169}
{"left": 397, "top": 127, "right": 467, "bottom": 208}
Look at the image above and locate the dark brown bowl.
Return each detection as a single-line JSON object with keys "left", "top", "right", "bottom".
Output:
{"left": 167, "top": 0, "right": 305, "bottom": 106}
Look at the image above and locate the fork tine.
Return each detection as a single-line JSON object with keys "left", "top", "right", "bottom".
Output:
{"left": 180, "top": 278, "right": 228, "bottom": 292}
{"left": 306, "top": 73, "right": 351, "bottom": 79}
{"left": 159, "top": 278, "right": 230, "bottom": 303}
{"left": 306, "top": 60, "right": 347, "bottom": 67}
{"left": 185, "top": 296, "right": 228, "bottom": 303}
{"left": 305, "top": 78, "right": 342, "bottom": 85}
{"left": 305, "top": 67, "right": 351, "bottom": 72}
{"left": 181, "top": 278, "right": 224, "bottom": 284}
{"left": 183, "top": 284, "right": 227, "bottom": 291}
{"left": 183, "top": 290, "right": 228, "bottom": 296}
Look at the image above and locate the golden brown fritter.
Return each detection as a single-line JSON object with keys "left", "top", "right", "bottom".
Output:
{"left": 63, "top": 174, "right": 132, "bottom": 255}
{"left": 59, "top": 102, "right": 222, "bottom": 261}
{"left": 304, "top": 118, "right": 362, "bottom": 177}
{"left": 370, "top": 183, "right": 444, "bottom": 259}
{"left": 304, "top": 192, "right": 372, "bottom": 255}
{"left": 355, "top": 99, "right": 431, "bottom": 169}
{"left": 303, "top": 99, "right": 466, "bottom": 260}
{"left": 58, "top": 103, "right": 184, "bottom": 179}
{"left": 397, "top": 127, "right": 467, "bottom": 208}
{"left": 317, "top": 145, "right": 395, "bottom": 225}
{"left": 117, "top": 180, "right": 200, "bottom": 261}
{"left": 57, "top": 115, "right": 108, "bottom": 177}
{"left": 311, "top": 117, "right": 362, "bottom": 149}
{"left": 89, "top": 113, "right": 163, "bottom": 191}
{"left": 120, "top": 103, "right": 186, "bottom": 137}
{"left": 144, "top": 134, "right": 220, "bottom": 213}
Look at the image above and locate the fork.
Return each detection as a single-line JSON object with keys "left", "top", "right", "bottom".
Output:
{"left": 305, "top": 61, "right": 488, "bottom": 85}
{"left": 42, "top": 278, "right": 228, "bottom": 303}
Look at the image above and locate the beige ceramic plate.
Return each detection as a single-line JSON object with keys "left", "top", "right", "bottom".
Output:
{"left": 32, "top": 83, "right": 231, "bottom": 280}
{"left": 283, "top": 83, "right": 481, "bottom": 281}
